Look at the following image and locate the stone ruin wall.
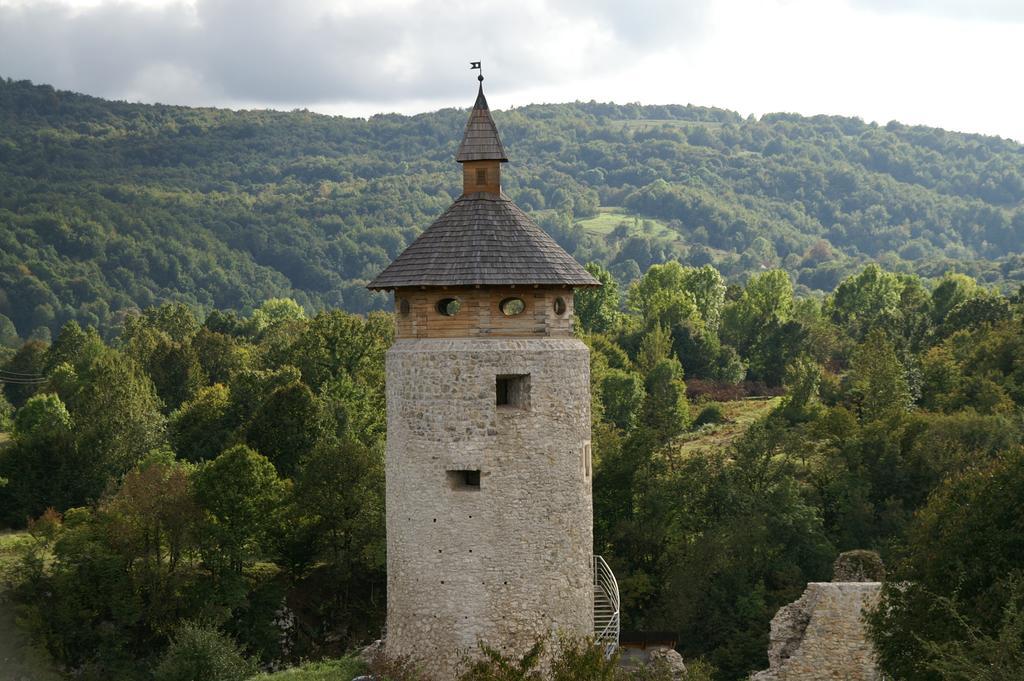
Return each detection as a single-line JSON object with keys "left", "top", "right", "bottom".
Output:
{"left": 751, "top": 582, "right": 882, "bottom": 681}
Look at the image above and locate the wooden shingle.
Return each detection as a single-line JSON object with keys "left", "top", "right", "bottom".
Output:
{"left": 455, "top": 86, "right": 508, "bottom": 163}
{"left": 367, "top": 193, "right": 600, "bottom": 290}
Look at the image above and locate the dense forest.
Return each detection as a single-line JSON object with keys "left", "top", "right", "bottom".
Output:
{"left": 2, "top": 259, "right": 1023, "bottom": 680}
{"left": 3, "top": 77, "right": 1024, "bottom": 346}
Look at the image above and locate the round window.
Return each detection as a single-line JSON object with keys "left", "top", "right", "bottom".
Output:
{"left": 553, "top": 297, "right": 567, "bottom": 315}
{"left": 399, "top": 299, "right": 411, "bottom": 316}
{"left": 436, "top": 298, "right": 461, "bottom": 316}
{"left": 499, "top": 298, "right": 526, "bottom": 316}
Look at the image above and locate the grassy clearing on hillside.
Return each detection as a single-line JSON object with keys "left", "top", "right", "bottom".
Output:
{"left": 676, "top": 397, "right": 782, "bottom": 458}
{"left": 248, "top": 658, "right": 365, "bottom": 681}
{"left": 576, "top": 207, "right": 682, "bottom": 241}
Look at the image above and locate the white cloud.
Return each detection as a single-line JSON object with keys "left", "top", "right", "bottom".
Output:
{"left": 849, "top": 0, "right": 1024, "bottom": 23}
{"left": 0, "top": 0, "right": 1022, "bottom": 141}
{"left": 0, "top": 0, "right": 704, "bottom": 104}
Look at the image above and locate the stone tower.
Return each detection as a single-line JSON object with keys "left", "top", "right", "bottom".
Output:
{"left": 367, "top": 79, "right": 604, "bottom": 679}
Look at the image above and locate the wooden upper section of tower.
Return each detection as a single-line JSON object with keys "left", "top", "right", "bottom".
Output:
{"left": 366, "top": 79, "right": 600, "bottom": 292}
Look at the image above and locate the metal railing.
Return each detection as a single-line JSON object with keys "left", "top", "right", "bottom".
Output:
{"left": 593, "top": 554, "right": 620, "bottom": 652}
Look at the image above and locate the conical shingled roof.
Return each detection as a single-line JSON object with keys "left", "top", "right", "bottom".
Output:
{"left": 455, "top": 85, "right": 508, "bottom": 162}
{"left": 366, "top": 192, "right": 600, "bottom": 290}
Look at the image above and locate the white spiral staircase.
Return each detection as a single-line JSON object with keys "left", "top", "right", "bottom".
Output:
{"left": 593, "top": 555, "right": 620, "bottom": 653}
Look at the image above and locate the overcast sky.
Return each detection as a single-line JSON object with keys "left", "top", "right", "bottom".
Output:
{"left": 1, "top": 0, "right": 1022, "bottom": 141}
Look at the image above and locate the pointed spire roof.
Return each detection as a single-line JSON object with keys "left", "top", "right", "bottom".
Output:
{"left": 455, "top": 83, "right": 508, "bottom": 163}
{"left": 366, "top": 76, "right": 600, "bottom": 292}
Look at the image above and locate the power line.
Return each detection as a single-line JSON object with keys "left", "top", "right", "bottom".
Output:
{"left": 0, "top": 369, "right": 45, "bottom": 378}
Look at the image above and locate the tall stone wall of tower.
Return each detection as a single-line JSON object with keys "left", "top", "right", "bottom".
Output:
{"left": 385, "top": 337, "right": 594, "bottom": 679}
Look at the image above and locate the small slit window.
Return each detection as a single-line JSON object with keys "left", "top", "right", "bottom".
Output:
{"left": 476, "top": 168, "right": 487, "bottom": 186}
{"left": 436, "top": 298, "right": 461, "bottom": 316}
{"left": 448, "top": 469, "right": 481, "bottom": 490}
{"left": 583, "top": 442, "right": 592, "bottom": 478}
{"left": 553, "top": 297, "right": 567, "bottom": 315}
{"left": 499, "top": 297, "right": 525, "bottom": 316}
{"left": 399, "top": 299, "right": 410, "bottom": 316}
{"left": 496, "top": 374, "right": 530, "bottom": 409}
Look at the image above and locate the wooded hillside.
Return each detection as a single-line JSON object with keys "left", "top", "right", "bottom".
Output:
{"left": 2, "top": 77, "right": 1024, "bottom": 343}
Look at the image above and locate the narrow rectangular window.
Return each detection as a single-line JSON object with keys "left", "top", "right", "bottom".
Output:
{"left": 447, "top": 469, "right": 481, "bottom": 490}
{"left": 476, "top": 168, "right": 487, "bottom": 186}
{"left": 584, "top": 442, "right": 592, "bottom": 478}
{"left": 496, "top": 374, "right": 530, "bottom": 409}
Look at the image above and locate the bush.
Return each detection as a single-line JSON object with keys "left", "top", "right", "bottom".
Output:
{"left": 153, "top": 622, "right": 256, "bottom": 681}
{"left": 693, "top": 403, "right": 727, "bottom": 428}
{"left": 0, "top": 390, "right": 13, "bottom": 431}
{"left": 246, "top": 658, "right": 366, "bottom": 681}
{"left": 456, "top": 636, "right": 715, "bottom": 681}
{"left": 549, "top": 636, "right": 621, "bottom": 681}
{"left": 832, "top": 550, "right": 885, "bottom": 582}
{"left": 459, "top": 641, "right": 545, "bottom": 681}
{"left": 365, "top": 648, "right": 433, "bottom": 681}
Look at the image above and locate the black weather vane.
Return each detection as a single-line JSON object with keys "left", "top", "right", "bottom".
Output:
{"left": 470, "top": 61, "right": 483, "bottom": 82}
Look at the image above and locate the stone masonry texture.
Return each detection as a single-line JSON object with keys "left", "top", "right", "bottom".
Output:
{"left": 750, "top": 582, "right": 882, "bottom": 681}
{"left": 385, "top": 338, "right": 594, "bottom": 679}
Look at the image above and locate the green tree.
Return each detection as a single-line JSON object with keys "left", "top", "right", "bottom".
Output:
{"left": 721, "top": 270, "right": 794, "bottom": 353}
{"left": 244, "top": 380, "right": 329, "bottom": 477}
{"left": 2, "top": 339, "right": 48, "bottom": 407}
{"left": 628, "top": 261, "right": 701, "bottom": 331}
{"left": 575, "top": 263, "right": 622, "bottom": 334}
{"left": 679, "top": 264, "right": 727, "bottom": 333}
{"left": 640, "top": 358, "right": 690, "bottom": 443}
{"left": 122, "top": 320, "right": 206, "bottom": 412}
{"left": 931, "top": 272, "right": 981, "bottom": 327}
{"left": 248, "top": 297, "right": 307, "bottom": 336}
{"left": 280, "top": 310, "right": 391, "bottom": 393}
{"left": 44, "top": 320, "right": 103, "bottom": 373}
{"left": 191, "top": 327, "right": 250, "bottom": 385}
{"left": 0, "top": 392, "right": 78, "bottom": 523}
{"left": 100, "top": 452, "right": 202, "bottom": 634}
{"left": 600, "top": 369, "right": 645, "bottom": 431}
{"left": 827, "top": 264, "right": 903, "bottom": 339}
{"left": 0, "top": 389, "right": 12, "bottom": 431}
{"left": 919, "top": 345, "right": 962, "bottom": 412}
{"left": 284, "top": 439, "right": 386, "bottom": 638}
{"left": 58, "top": 348, "right": 167, "bottom": 497}
{"left": 920, "top": 582, "right": 1024, "bottom": 681}
{"left": 193, "top": 444, "right": 286, "bottom": 573}
{"left": 847, "top": 329, "right": 912, "bottom": 420}
{"left": 130, "top": 303, "right": 201, "bottom": 343}
{"left": 868, "top": 448, "right": 1024, "bottom": 681}
{"left": 633, "top": 417, "right": 833, "bottom": 679}
{"left": 637, "top": 323, "right": 674, "bottom": 374}
{"left": 778, "top": 355, "right": 822, "bottom": 423}
{"left": 0, "top": 313, "right": 18, "bottom": 347}
{"left": 721, "top": 270, "right": 798, "bottom": 384}
{"left": 169, "top": 384, "right": 233, "bottom": 462}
